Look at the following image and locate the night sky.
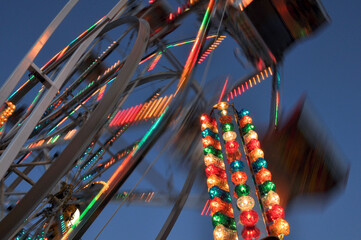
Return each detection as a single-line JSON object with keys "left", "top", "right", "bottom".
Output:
{"left": 1, "top": 0, "right": 360, "bottom": 239}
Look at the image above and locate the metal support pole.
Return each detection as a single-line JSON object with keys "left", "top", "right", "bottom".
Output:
{"left": 155, "top": 157, "right": 200, "bottom": 240}
{"left": 0, "top": 0, "right": 79, "bottom": 107}
{"left": 11, "top": 168, "right": 36, "bottom": 186}
{"left": 11, "top": 161, "right": 52, "bottom": 167}
{"left": 0, "top": 23, "right": 106, "bottom": 181}
{"left": 0, "top": 16, "right": 149, "bottom": 240}
{"left": 0, "top": 180, "right": 4, "bottom": 220}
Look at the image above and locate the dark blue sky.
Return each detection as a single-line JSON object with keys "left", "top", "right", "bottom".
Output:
{"left": 1, "top": 1, "right": 360, "bottom": 239}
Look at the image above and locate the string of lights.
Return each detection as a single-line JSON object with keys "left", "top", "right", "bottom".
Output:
{"left": 236, "top": 108, "right": 290, "bottom": 239}
{"left": 200, "top": 113, "right": 238, "bottom": 240}
{"left": 216, "top": 102, "right": 261, "bottom": 239}
{"left": 226, "top": 67, "right": 273, "bottom": 101}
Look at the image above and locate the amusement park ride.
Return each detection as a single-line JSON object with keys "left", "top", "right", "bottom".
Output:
{"left": 0, "top": 0, "right": 329, "bottom": 239}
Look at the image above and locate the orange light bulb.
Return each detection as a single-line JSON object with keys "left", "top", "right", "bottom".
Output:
{"left": 255, "top": 168, "right": 272, "bottom": 184}
{"left": 248, "top": 148, "right": 264, "bottom": 163}
{"left": 231, "top": 171, "right": 247, "bottom": 185}
{"left": 239, "top": 115, "right": 252, "bottom": 128}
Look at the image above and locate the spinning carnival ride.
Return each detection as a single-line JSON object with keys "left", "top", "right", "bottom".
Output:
{"left": 0, "top": 0, "right": 328, "bottom": 239}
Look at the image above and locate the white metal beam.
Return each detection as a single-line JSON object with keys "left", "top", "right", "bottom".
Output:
{"left": 0, "top": 0, "right": 79, "bottom": 107}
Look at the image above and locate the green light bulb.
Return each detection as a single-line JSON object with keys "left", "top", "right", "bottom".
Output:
{"left": 228, "top": 219, "right": 237, "bottom": 230}
{"left": 216, "top": 149, "right": 223, "bottom": 159}
{"left": 259, "top": 180, "right": 276, "bottom": 195}
{"left": 234, "top": 184, "right": 250, "bottom": 197}
{"left": 204, "top": 145, "right": 217, "bottom": 155}
{"left": 241, "top": 123, "right": 255, "bottom": 135}
{"left": 222, "top": 123, "right": 234, "bottom": 132}
{"left": 212, "top": 212, "right": 228, "bottom": 228}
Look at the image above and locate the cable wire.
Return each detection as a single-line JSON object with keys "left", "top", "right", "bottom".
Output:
{"left": 94, "top": 141, "right": 170, "bottom": 239}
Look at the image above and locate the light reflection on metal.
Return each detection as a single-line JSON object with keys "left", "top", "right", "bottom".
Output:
{"left": 238, "top": 0, "right": 254, "bottom": 11}
{"left": 148, "top": 53, "right": 162, "bottom": 71}
{"left": 97, "top": 85, "right": 106, "bottom": 102}
{"left": 175, "top": 0, "right": 217, "bottom": 95}
{"left": 64, "top": 129, "right": 77, "bottom": 140}
{"left": 201, "top": 199, "right": 209, "bottom": 215}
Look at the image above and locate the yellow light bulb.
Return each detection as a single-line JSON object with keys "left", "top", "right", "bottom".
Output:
{"left": 243, "top": 130, "right": 258, "bottom": 144}
{"left": 262, "top": 190, "right": 280, "bottom": 208}
{"left": 204, "top": 154, "right": 225, "bottom": 169}
{"left": 237, "top": 196, "right": 255, "bottom": 211}
{"left": 269, "top": 218, "right": 290, "bottom": 236}
{"left": 213, "top": 225, "right": 226, "bottom": 240}
{"left": 223, "top": 131, "right": 237, "bottom": 141}
{"left": 217, "top": 102, "right": 229, "bottom": 110}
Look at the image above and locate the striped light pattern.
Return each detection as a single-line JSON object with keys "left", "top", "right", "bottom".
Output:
{"left": 167, "top": 0, "right": 201, "bottom": 22}
{"left": 226, "top": 67, "right": 273, "bottom": 101}
{"left": 109, "top": 94, "right": 173, "bottom": 127}
{"left": 198, "top": 35, "right": 226, "bottom": 64}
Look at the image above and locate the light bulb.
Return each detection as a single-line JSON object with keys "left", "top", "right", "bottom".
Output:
{"left": 269, "top": 218, "right": 290, "bottom": 236}
{"left": 239, "top": 210, "right": 258, "bottom": 227}
{"left": 248, "top": 149, "right": 264, "bottom": 163}
{"left": 239, "top": 115, "right": 252, "bottom": 128}
{"left": 219, "top": 115, "right": 232, "bottom": 124}
{"left": 243, "top": 130, "right": 258, "bottom": 145}
{"left": 217, "top": 102, "right": 229, "bottom": 110}
{"left": 255, "top": 168, "right": 272, "bottom": 185}
{"left": 225, "top": 140, "right": 239, "bottom": 153}
{"left": 237, "top": 196, "right": 255, "bottom": 211}
{"left": 231, "top": 171, "right": 247, "bottom": 185}
{"left": 262, "top": 190, "right": 280, "bottom": 208}
{"left": 222, "top": 131, "right": 237, "bottom": 141}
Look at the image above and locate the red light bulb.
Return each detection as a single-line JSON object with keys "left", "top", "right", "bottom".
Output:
{"left": 227, "top": 150, "right": 241, "bottom": 163}
{"left": 225, "top": 140, "right": 239, "bottom": 153}
{"left": 200, "top": 113, "right": 212, "bottom": 123}
{"left": 266, "top": 204, "right": 285, "bottom": 222}
{"left": 241, "top": 226, "right": 260, "bottom": 240}
{"left": 246, "top": 139, "right": 260, "bottom": 153}
{"left": 240, "top": 210, "right": 259, "bottom": 227}
{"left": 231, "top": 171, "right": 247, "bottom": 185}
{"left": 219, "top": 115, "right": 232, "bottom": 124}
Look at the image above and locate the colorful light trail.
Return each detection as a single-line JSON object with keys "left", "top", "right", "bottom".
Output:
{"left": 61, "top": 107, "right": 169, "bottom": 239}
{"left": 176, "top": 0, "right": 218, "bottom": 95}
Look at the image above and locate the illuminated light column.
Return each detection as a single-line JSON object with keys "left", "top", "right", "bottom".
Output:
{"left": 236, "top": 109, "right": 290, "bottom": 239}
{"left": 200, "top": 113, "right": 238, "bottom": 240}
{"left": 214, "top": 102, "right": 268, "bottom": 239}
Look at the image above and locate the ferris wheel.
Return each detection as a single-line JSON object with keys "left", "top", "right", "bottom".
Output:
{"left": 0, "top": 0, "right": 328, "bottom": 239}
